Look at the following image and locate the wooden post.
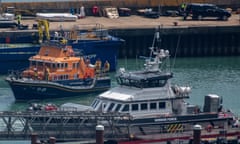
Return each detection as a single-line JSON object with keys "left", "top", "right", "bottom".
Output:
{"left": 31, "top": 133, "right": 38, "bottom": 144}
{"left": 193, "top": 124, "right": 202, "bottom": 144}
{"left": 96, "top": 125, "right": 104, "bottom": 144}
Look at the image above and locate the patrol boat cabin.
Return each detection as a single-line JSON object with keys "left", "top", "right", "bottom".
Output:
{"left": 89, "top": 48, "right": 192, "bottom": 120}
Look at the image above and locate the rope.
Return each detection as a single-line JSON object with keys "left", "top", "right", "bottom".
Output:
{"left": 171, "top": 34, "right": 181, "bottom": 70}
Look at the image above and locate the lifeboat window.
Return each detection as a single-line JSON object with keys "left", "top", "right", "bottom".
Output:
{"left": 74, "top": 74, "right": 78, "bottom": 79}
{"left": 122, "top": 104, "right": 129, "bottom": 112}
{"left": 64, "top": 75, "right": 69, "bottom": 79}
{"left": 107, "top": 103, "right": 115, "bottom": 111}
{"left": 73, "top": 63, "right": 77, "bottom": 69}
{"left": 114, "top": 104, "right": 122, "bottom": 112}
{"left": 38, "top": 62, "right": 43, "bottom": 66}
{"left": 140, "top": 103, "right": 148, "bottom": 110}
{"left": 61, "top": 63, "right": 64, "bottom": 69}
{"left": 150, "top": 102, "right": 157, "bottom": 110}
{"left": 52, "top": 63, "right": 56, "bottom": 69}
{"left": 159, "top": 102, "right": 166, "bottom": 109}
{"left": 31, "top": 61, "right": 36, "bottom": 66}
{"left": 132, "top": 104, "right": 139, "bottom": 111}
{"left": 65, "top": 63, "right": 68, "bottom": 68}
{"left": 57, "top": 63, "right": 60, "bottom": 68}
{"left": 46, "top": 63, "right": 50, "bottom": 68}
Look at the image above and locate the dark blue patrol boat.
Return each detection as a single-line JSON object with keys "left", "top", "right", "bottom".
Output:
{"left": 0, "top": 22, "right": 124, "bottom": 73}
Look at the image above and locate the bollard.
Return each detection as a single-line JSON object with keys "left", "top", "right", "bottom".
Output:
{"left": 96, "top": 125, "right": 104, "bottom": 144}
{"left": 49, "top": 137, "right": 56, "bottom": 144}
{"left": 31, "top": 133, "right": 38, "bottom": 144}
{"left": 173, "top": 22, "right": 178, "bottom": 26}
{"left": 193, "top": 124, "right": 202, "bottom": 144}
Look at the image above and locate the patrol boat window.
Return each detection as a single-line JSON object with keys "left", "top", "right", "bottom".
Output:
{"left": 91, "top": 99, "right": 100, "bottom": 109}
{"left": 117, "top": 77, "right": 167, "bottom": 88}
{"left": 107, "top": 103, "right": 115, "bottom": 111}
{"left": 159, "top": 102, "right": 166, "bottom": 109}
{"left": 122, "top": 104, "right": 129, "bottom": 112}
{"left": 141, "top": 103, "right": 148, "bottom": 110}
{"left": 150, "top": 102, "right": 157, "bottom": 110}
{"left": 115, "top": 104, "right": 122, "bottom": 112}
{"left": 132, "top": 104, "right": 139, "bottom": 111}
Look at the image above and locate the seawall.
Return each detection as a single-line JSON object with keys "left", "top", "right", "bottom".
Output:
{"left": 114, "top": 25, "right": 240, "bottom": 58}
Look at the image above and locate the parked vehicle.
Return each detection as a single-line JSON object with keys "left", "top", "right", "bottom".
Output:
{"left": 118, "top": 8, "right": 131, "bottom": 16}
{"left": 137, "top": 8, "right": 159, "bottom": 19}
{"left": 144, "top": 11, "right": 159, "bottom": 18}
{"left": 182, "top": 3, "right": 231, "bottom": 20}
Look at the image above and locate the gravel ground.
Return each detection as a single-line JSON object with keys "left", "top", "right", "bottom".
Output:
{"left": 18, "top": 14, "right": 240, "bottom": 31}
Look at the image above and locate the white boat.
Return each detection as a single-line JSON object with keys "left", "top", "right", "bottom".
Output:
{"left": 103, "top": 7, "right": 119, "bottom": 19}
{"left": 36, "top": 13, "right": 77, "bottom": 21}
{"left": 60, "top": 28, "right": 237, "bottom": 126}
{"left": 0, "top": 13, "right": 15, "bottom": 21}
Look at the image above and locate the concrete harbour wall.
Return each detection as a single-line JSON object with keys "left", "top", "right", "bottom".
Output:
{"left": 112, "top": 26, "right": 240, "bottom": 58}
{"left": 0, "top": 25, "right": 239, "bottom": 58}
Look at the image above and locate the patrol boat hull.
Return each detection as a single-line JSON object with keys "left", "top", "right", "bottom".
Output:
{"left": 6, "top": 77, "right": 110, "bottom": 100}
{"left": 0, "top": 25, "right": 124, "bottom": 74}
{"left": 0, "top": 43, "right": 40, "bottom": 73}
{"left": 126, "top": 113, "right": 231, "bottom": 125}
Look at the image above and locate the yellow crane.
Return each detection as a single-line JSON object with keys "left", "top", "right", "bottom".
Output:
{"left": 38, "top": 19, "right": 50, "bottom": 43}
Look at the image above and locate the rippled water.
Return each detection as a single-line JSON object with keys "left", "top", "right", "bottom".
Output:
{"left": 0, "top": 56, "right": 240, "bottom": 116}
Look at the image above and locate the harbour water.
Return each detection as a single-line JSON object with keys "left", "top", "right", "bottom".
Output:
{"left": 0, "top": 56, "right": 240, "bottom": 116}
{"left": 0, "top": 56, "right": 239, "bottom": 144}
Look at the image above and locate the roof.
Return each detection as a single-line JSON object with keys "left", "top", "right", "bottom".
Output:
{"left": 30, "top": 55, "right": 80, "bottom": 63}
{"left": 118, "top": 71, "right": 173, "bottom": 81}
{"left": 98, "top": 84, "right": 175, "bottom": 102}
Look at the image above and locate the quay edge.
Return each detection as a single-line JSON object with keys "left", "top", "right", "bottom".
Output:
{"left": 0, "top": 0, "right": 240, "bottom": 14}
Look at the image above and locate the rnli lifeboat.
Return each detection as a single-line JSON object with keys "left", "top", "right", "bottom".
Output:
{"left": 5, "top": 40, "right": 111, "bottom": 100}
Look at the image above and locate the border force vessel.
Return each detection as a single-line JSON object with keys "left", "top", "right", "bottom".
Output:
{"left": 61, "top": 29, "right": 236, "bottom": 127}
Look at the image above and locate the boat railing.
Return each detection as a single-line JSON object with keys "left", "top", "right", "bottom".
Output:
{"left": 7, "top": 70, "right": 23, "bottom": 80}
{"left": 19, "top": 77, "right": 99, "bottom": 90}
{"left": 72, "top": 23, "right": 105, "bottom": 32}
{"left": 41, "top": 40, "right": 68, "bottom": 49}
{"left": 71, "top": 23, "right": 109, "bottom": 39}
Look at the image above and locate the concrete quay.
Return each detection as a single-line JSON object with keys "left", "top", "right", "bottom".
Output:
{"left": 17, "top": 14, "right": 240, "bottom": 31}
